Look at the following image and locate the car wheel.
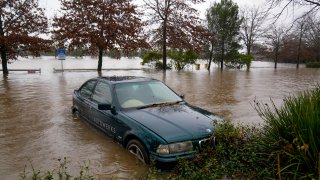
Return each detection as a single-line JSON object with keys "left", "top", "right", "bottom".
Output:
{"left": 72, "top": 110, "right": 80, "bottom": 120}
{"left": 126, "top": 139, "right": 149, "bottom": 164}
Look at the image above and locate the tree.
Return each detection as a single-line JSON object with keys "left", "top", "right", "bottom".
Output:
{"left": 206, "top": 0, "right": 242, "bottom": 70}
{"left": 53, "top": 0, "right": 147, "bottom": 72}
{"left": 268, "top": 0, "right": 320, "bottom": 23}
{"left": 143, "top": 0, "right": 208, "bottom": 70}
{"left": 304, "top": 15, "right": 320, "bottom": 62}
{"left": 240, "top": 6, "right": 268, "bottom": 55}
{"left": 295, "top": 19, "right": 306, "bottom": 68}
{"left": 266, "top": 25, "right": 286, "bottom": 68}
{"left": 0, "top": 0, "right": 49, "bottom": 75}
{"left": 278, "top": 33, "right": 301, "bottom": 63}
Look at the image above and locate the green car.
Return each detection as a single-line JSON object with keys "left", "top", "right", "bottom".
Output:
{"left": 72, "top": 76, "right": 218, "bottom": 164}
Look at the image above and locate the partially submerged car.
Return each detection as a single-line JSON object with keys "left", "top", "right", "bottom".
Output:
{"left": 72, "top": 76, "right": 219, "bottom": 164}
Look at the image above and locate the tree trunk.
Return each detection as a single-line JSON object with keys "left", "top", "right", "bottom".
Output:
{"left": 162, "top": 19, "right": 167, "bottom": 70}
{"left": 275, "top": 48, "right": 278, "bottom": 69}
{"left": 207, "top": 42, "right": 214, "bottom": 70}
{"left": 98, "top": 47, "right": 103, "bottom": 72}
{"left": 221, "top": 41, "right": 224, "bottom": 70}
{"left": 317, "top": 45, "right": 320, "bottom": 62}
{"left": 0, "top": 14, "right": 8, "bottom": 75}
{"left": 220, "top": 57, "right": 224, "bottom": 70}
{"left": 247, "top": 39, "right": 251, "bottom": 55}
{"left": 1, "top": 47, "right": 8, "bottom": 75}
{"left": 297, "top": 24, "right": 304, "bottom": 69}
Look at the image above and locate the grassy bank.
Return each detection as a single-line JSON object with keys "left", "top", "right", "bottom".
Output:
{"left": 306, "top": 61, "right": 320, "bottom": 68}
{"left": 171, "top": 85, "right": 320, "bottom": 179}
{"left": 169, "top": 120, "right": 268, "bottom": 179}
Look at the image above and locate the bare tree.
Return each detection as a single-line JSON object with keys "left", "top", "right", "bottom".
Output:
{"left": 0, "top": 0, "right": 49, "bottom": 75}
{"left": 295, "top": 19, "right": 306, "bottom": 68}
{"left": 268, "top": 0, "right": 320, "bottom": 23}
{"left": 304, "top": 15, "right": 320, "bottom": 61}
{"left": 240, "top": 6, "right": 268, "bottom": 55}
{"left": 266, "top": 25, "right": 286, "bottom": 68}
{"left": 53, "top": 0, "right": 147, "bottom": 72}
{"left": 142, "top": 0, "right": 207, "bottom": 70}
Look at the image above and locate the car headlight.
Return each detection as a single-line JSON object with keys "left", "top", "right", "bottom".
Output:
{"left": 156, "top": 141, "right": 193, "bottom": 154}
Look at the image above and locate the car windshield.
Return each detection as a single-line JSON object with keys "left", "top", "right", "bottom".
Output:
{"left": 115, "top": 81, "right": 182, "bottom": 109}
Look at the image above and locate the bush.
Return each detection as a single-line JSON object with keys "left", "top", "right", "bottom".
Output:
{"left": 225, "top": 53, "right": 254, "bottom": 70}
{"left": 141, "top": 51, "right": 162, "bottom": 68}
{"left": 141, "top": 51, "right": 171, "bottom": 70}
{"left": 168, "top": 49, "right": 198, "bottom": 71}
{"left": 306, "top": 61, "right": 320, "bottom": 68}
{"left": 254, "top": 85, "right": 320, "bottom": 179}
{"left": 171, "top": 120, "right": 268, "bottom": 179}
{"left": 172, "top": 85, "right": 320, "bottom": 179}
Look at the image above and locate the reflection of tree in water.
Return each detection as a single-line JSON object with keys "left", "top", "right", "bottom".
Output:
{"left": 0, "top": 76, "right": 12, "bottom": 119}
{"left": 0, "top": 76, "right": 47, "bottom": 175}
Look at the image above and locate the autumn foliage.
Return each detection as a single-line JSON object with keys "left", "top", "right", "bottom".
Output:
{"left": 52, "top": 0, "right": 148, "bottom": 71}
{"left": 143, "top": 0, "right": 210, "bottom": 70}
{"left": 0, "top": 0, "right": 50, "bottom": 75}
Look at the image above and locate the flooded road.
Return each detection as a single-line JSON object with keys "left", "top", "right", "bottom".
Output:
{"left": 1, "top": 57, "right": 320, "bottom": 179}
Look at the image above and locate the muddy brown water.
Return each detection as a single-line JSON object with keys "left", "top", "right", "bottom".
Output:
{"left": 1, "top": 57, "right": 320, "bottom": 179}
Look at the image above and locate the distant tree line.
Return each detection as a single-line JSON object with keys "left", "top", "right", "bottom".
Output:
{"left": 253, "top": 15, "right": 320, "bottom": 68}
{"left": 1, "top": 0, "right": 320, "bottom": 75}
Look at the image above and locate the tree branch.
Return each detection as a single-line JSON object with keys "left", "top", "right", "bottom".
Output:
{"left": 304, "top": 0, "right": 320, "bottom": 6}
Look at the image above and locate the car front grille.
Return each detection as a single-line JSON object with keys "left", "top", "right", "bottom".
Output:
{"left": 198, "top": 137, "right": 216, "bottom": 150}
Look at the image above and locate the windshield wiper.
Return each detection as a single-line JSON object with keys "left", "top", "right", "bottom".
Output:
{"left": 137, "top": 100, "right": 183, "bottom": 109}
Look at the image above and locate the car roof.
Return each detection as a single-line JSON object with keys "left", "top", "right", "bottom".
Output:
{"left": 96, "top": 76, "right": 157, "bottom": 84}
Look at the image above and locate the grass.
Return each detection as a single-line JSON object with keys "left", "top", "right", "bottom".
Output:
{"left": 306, "top": 61, "right": 320, "bottom": 68}
{"left": 254, "top": 85, "right": 320, "bottom": 179}
{"left": 169, "top": 120, "right": 269, "bottom": 179}
{"left": 171, "top": 85, "right": 320, "bottom": 179}
{"left": 20, "top": 157, "right": 94, "bottom": 180}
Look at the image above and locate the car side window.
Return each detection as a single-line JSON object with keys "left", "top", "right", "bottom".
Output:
{"left": 80, "top": 80, "right": 97, "bottom": 99}
{"left": 92, "top": 82, "right": 112, "bottom": 104}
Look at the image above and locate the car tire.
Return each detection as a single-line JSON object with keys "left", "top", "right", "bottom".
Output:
{"left": 126, "top": 139, "right": 149, "bottom": 164}
{"left": 72, "top": 110, "right": 80, "bottom": 120}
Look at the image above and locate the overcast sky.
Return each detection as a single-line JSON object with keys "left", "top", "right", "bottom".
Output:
{"left": 38, "top": 0, "right": 266, "bottom": 19}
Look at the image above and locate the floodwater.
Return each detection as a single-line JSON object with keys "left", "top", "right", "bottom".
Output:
{"left": 1, "top": 56, "right": 320, "bottom": 179}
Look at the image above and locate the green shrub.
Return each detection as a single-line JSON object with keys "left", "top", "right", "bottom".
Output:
{"left": 141, "top": 51, "right": 162, "bottom": 67}
{"left": 171, "top": 120, "right": 269, "bottom": 179}
{"left": 254, "top": 85, "right": 320, "bottom": 179}
{"left": 168, "top": 49, "right": 198, "bottom": 71}
{"left": 225, "top": 52, "right": 254, "bottom": 70}
{"left": 172, "top": 84, "right": 320, "bottom": 179}
{"left": 239, "top": 53, "right": 254, "bottom": 69}
{"left": 306, "top": 61, "right": 320, "bottom": 68}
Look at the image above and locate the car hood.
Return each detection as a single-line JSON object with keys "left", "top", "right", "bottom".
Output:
{"left": 122, "top": 103, "right": 217, "bottom": 143}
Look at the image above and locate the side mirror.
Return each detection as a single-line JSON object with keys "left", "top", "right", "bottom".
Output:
{"left": 98, "top": 103, "right": 112, "bottom": 110}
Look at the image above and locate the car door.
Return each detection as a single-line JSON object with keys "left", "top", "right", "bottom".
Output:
{"left": 91, "top": 81, "right": 119, "bottom": 138}
{"left": 77, "top": 80, "right": 97, "bottom": 120}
